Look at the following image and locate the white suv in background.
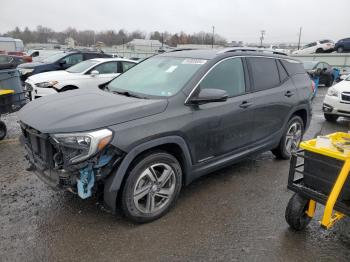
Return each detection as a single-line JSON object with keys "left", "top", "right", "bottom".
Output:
{"left": 25, "top": 58, "right": 137, "bottom": 100}
{"left": 323, "top": 74, "right": 350, "bottom": 122}
{"left": 293, "top": 40, "right": 334, "bottom": 55}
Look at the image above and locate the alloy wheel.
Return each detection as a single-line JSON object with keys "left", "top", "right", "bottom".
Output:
{"left": 133, "top": 163, "right": 176, "bottom": 214}
{"left": 285, "top": 122, "right": 302, "bottom": 155}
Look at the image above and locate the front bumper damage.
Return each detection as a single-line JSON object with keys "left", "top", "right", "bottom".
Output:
{"left": 21, "top": 125, "right": 124, "bottom": 207}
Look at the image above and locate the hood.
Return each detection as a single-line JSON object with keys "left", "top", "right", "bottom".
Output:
{"left": 27, "top": 70, "right": 71, "bottom": 83}
{"left": 18, "top": 61, "right": 49, "bottom": 69}
{"left": 332, "top": 80, "right": 350, "bottom": 93}
{"left": 18, "top": 89, "right": 168, "bottom": 133}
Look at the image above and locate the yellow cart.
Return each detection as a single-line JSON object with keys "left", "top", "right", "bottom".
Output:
{"left": 286, "top": 132, "right": 350, "bottom": 230}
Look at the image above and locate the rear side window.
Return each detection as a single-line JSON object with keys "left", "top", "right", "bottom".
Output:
{"left": 200, "top": 58, "right": 245, "bottom": 97}
{"left": 122, "top": 61, "right": 136, "bottom": 72}
{"left": 92, "top": 62, "right": 119, "bottom": 74}
{"left": 277, "top": 60, "right": 288, "bottom": 82}
{"left": 247, "top": 57, "right": 280, "bottom": 91}
{"left": 280, "top": 60, "right": 305, "bottom": 76}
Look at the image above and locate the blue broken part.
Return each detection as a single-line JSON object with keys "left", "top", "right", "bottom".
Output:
{"left": 77, "top": 154, "right": 113, "bottom": 199}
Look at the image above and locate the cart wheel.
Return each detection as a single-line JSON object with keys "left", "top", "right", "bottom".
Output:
{"left": 0, "top": 121, "right": 7, "bottom": 140}
{"left": 285, "top": 193, "right": 312, "bottom": 231}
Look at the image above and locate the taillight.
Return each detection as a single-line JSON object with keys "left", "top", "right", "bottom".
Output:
{"left": 311, "top": 80, "right": 316, "bottom": 92}
{"left": 8, "top": 51, "right": 24, "bottom": 56}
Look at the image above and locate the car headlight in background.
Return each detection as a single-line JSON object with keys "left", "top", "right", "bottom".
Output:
{"left": 51, "top": 129, "right": 113, "bottom": 164}
{"left": 19, "top": 68, "right": 34, "bottom": 75}
{"left": 35, "top": 81, "right": 59, "bottom": 88}
{"left": 327, "top": 87, "right": 339, "bottom": 97}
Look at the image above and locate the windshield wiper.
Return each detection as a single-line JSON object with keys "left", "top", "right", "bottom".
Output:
{"left": 112, "top": 90, "right": 147, "bottom": 99}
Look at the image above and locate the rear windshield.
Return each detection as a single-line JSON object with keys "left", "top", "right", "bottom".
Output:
{"left": 319, "top": 40, "right": 333, "bottom": 44}
{"left": 281, "top": 59, "right": 306, "bottom": 75}
{"left": 302, "top": 61, "right": 317, "bottom": 70}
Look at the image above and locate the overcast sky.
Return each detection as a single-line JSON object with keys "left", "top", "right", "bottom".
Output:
{"left": 1, "top": 0, "right": 349, "bottom": 43}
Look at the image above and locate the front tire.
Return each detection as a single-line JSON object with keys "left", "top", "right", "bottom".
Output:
{"left": 285, "top": 193, "right": 312, "bottom": 231}
{"left": 324, "top": 113, "right": 338, "bottom": 122}
{"left": 315, "top": 48, "right": 323, "bottom": 53}
{"left": 272, "top": 116, "right": 304, "bottom": 159}
{"left": 0, "top": 121, "right": 7, "bottom": 140}
{"left": 121, "top": 151, "right": 182, "bottom": 223}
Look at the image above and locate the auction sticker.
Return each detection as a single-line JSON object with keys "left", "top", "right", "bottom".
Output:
{"left": 182, "top": 59, "right": 207, "bottom": 65}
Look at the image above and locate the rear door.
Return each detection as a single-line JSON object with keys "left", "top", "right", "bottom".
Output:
{"left": 246, "top": 57, "right": 297, "bottom": 144}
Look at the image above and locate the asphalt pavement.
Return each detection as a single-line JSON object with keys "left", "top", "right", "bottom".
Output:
{"left": 1, "top": 87, "right": 350, "bottom": 262}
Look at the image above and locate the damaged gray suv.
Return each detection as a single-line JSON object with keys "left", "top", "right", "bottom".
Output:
{"left": 18, "top": 48, "right": 312, "bottom": 223}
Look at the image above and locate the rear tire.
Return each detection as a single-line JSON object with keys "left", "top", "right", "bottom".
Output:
{"left": 324, "top": 113, "right": 338, "bottom": 122}
{"left": 337, "top": 46, "right": 344, "bottom": 53}
{"left": 0, "top": 121, "right": 7, "bottom": 140}
{"left": 285, "top": 193, "right": 312, "bottom": 231}
{"left": 325, "top": 76, "right": 334, "bottom": 87}
{"left": 315, "top": 48, "right": 323, "bottom": 53}
{"left": 121, "top": 151, "right": 182, "bottom": 223}
{"left": 272, "top": 116, "right": 304, "bottom": 160}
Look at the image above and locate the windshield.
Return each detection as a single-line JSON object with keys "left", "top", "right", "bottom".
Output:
{"left": 303, "top": 61, "right": 317, "bottom": 70}
{"left": 66, "top": 60, "right": 99, "bottom": 73}
{"left": 42, "top": 52, "right": 67, "bottom": 63}
{"left": 108, "top": 56, "right": 207, "bottom": 97}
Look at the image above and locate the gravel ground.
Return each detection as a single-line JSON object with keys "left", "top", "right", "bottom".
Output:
{"left": 1, "top": 88, "right": 350, "bottom": 262}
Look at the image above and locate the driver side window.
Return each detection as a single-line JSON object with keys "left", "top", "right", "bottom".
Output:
{"left": 200, "top": 58, "right": 245, "bottom": 97}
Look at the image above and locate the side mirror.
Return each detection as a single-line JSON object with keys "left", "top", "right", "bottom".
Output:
{"left": 59, "top": 60, "right": 66, "bottom": 67}
{"left": 189, "top": 88, "right": 228, "bottom": 105}
{"left": 90, "top": 70, "right": 99, "bottom": 77}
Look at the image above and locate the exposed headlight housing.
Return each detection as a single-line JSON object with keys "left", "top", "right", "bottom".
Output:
{"left": 51, "top": 129, "right": 113, "bottom": 164}
{"left": 19, "top": 68, "right": 34, "bottom": 75}
{"left": 327, "top": 87, "right": 339, "bottom": 97}
{"left": 35, "top": 81, "right": 59, "bottom": 88}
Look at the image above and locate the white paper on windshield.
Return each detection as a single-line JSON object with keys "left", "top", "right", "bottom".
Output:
{"left": 165, "top": 65, "right": 178, "bottom": 73}
{"left": 182, "top": 59, "right": 207, "bottom": 65}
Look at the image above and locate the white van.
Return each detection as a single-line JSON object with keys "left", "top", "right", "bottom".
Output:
{"left": 0, "top": 37, "right": 24, "bottom": 53}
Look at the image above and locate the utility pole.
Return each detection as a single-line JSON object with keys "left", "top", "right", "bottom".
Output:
{"left": 161, "top": 33, "right": 164, "bottom": 48}
{"left": 297, "top": 27, "right": 302, "bottom": 50}
{"left": 260, "top": 30, "right": 265, "bottom": 47}
{"left": 122, "top": 38, "right": 125, "bottom": 56}
{"left": 212, "top": 26, "right": 215, "bottom": 48}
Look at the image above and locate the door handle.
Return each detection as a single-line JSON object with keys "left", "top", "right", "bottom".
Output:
{"left": 285, "top": 91, "right": 295, "bottom": 97}
{"left": 239, "top": 101, "right": 253, "bottom": 108}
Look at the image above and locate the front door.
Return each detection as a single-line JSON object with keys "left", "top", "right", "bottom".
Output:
{"left": 186, "top": 57, "right": 254, "bottom": 163}
{"left": 82, "top": 61, "right": 121, "bottom": 89}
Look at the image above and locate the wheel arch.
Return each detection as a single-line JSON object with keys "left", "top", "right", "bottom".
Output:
{"left": 58, "top": 85, "right": 79, "bottom": 92}
{"left": 292, "top": 108, "right": 308, "bottom": 128}
{"left": 108, "top": 136, "right": 193, "bottom": 193}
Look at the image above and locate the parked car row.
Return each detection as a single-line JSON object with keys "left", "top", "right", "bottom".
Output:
{"left": 18, "top": 48, "right": 313, "bottom": 223}
{"left": 293, "top": 38, "right": 350, "bottom": 55}
{"left": 323, "top": 74, "right": 350, "bottom": 122}
{"left": 18, "top": 50, "right": 112, "bottom": 81}
{"left": 25, "top": 58, "right": 137, "bottom": 99}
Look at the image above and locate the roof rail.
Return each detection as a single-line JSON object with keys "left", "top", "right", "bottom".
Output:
{"left": 167, "top": 48, "right": 198, "bottom": 52}
{"left": 217, "top": 47, "right": 288, "bottom": 56}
